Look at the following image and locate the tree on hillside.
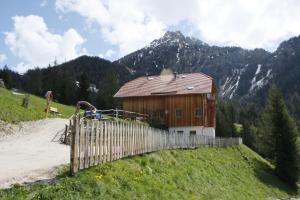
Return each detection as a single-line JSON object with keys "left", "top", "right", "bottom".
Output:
{"left": 24, "top": 68, "right": 43, "bottom": 96}
{"left": 239, "top": 103, "right": 259, "bottom": 124}
{"left": 239, "top": 103, "right": 259, "bottom": 151}
{"left": 96, "top": 70, "right": 121, "bottom": 109}
{"left": 60, "top": 73, "right": 77, "bottom": 105}
{"left": 241, "top": 122, "right": 257, "bottom": 150}
{"left": 216, "top": 101, "right": 238, "bottom": 137}
{"left": 0, "top": 66, "right": 23, "bottom": 89}
{"left": 260, "top": 85, "right": 300, "bottom": 187}
{"left": 78, "top": 73, "right": 90, "bottom": 101}
{"left": 256, "top": 105, "right": 276, "bottom": 160}
{"left": 0, "top": 66, "right": 12, "bottom": 88}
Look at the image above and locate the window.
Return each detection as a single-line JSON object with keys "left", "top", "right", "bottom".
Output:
{"left": 190, "top": 130, "right": 196, "bottom": 135}
{"left": 159, "top": 110, "right": 164, "bottom": 117}
{"left": 195, "top": 108, "right": 202, "bottom": 117}
{"left": 175, "top": 109, "right": 182, "bottom": 118}
{"left": 177, "top": 130, "right": 184, "bottom": 134}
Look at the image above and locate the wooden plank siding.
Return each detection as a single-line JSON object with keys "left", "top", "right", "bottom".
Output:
{"left": 122, "top": 93, "right": 216, "bottom": 128}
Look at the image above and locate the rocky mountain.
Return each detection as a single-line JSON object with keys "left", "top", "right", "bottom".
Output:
{"left": 2, "top": 31, "right": 300, "bottom": 118}
{"left": 117, "top": 31, "right": 275, "bottom": 101}
{"left": 116, "top": 31, "right": 300, "bottom": 119}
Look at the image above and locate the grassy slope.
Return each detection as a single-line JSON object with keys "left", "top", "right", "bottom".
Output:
{"left": 0, "top": 88, "right": 75, "bottom": 123}
{"left": 0, "top": 145, "right": 298, "bottom": 200}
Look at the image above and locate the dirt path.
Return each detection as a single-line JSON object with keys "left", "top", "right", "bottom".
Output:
{"left": 0, "top": 118, "right": 69, "bottom": 188}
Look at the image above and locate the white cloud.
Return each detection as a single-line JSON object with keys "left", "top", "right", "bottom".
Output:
{"left": 15, "top": 62, "right": 30, "bottom": 73}
{"left": 0, "top": 54, "right": 7, "bottom": 63}
{"left": 99, "top": 49, "right": 116, "bottom": 60}
{"left": 55, "top": 0, "right": 300, "bottom": 54}
{"left": 5, "top": 15, "right": 86, "bottom": 72}
{"left": 55, "top": 0, "right": 166, "bottom": 56}
{"left": 193, "top": 0, "right": 300, "bottom": 50}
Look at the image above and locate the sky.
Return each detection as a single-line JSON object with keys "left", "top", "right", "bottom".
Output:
{"left": 1, "top": 0, "right": 300, "bottom": 73}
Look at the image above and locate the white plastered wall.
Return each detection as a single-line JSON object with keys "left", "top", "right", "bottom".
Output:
{"left": 169, "top": 126, "right": 215, "bottom": 137}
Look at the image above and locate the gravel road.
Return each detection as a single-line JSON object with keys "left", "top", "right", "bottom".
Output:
{"left": 0, "top": 118, "right": 69, "bottom": 188}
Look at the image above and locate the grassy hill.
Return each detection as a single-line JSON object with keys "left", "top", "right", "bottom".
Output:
{"left": 0, "top": 145, "right": 298, "bottom": 200}
{"left": 0, "top": 88, "right": 75, "bottom": 123}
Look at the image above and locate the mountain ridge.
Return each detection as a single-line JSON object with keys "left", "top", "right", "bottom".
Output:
{"left": 1, "top": 31, "right": 300, "bottom": 120}
{"left": 116, "top": 31, "right": 274, "bottom": 99}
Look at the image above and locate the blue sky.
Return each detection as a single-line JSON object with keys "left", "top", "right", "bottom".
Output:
{"left": 0, "top": 0, "right": 114, "bottom": 70}
{"left": 1, "top": 0, "right": 300, "bottom": 72}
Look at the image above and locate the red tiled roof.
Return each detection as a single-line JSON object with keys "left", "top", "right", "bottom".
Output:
{"left": 114, "top": 73, "right": 213, "bottom": 98}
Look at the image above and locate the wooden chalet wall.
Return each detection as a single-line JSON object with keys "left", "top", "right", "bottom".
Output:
{"left": 123, "top": 93, "right": 216, "bottom": 128}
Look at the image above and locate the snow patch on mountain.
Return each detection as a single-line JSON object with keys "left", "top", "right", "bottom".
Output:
{"left": 230, "top": 75, "right": 241, "bottom": 99}
{"left": 221, "top": 68, "right": 245, "bottom": 99}
{"left": 250, "top": 66, "right": 272, "bottom": 92}
{"left": 255, "top": 64, "right": 262, "bottom": 75}
{"left": 266, "top": 69, "right": 272, "bottom": 77}
{"left": 250, "top": 78, "right": 265, "bottom": 91}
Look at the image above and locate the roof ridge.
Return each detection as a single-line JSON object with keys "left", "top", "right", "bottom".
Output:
{"left": 137, "top": 72, "right": 213, "bottom": 79}
{"left": 114, "top": 72, "right": 214, "bottom": 98}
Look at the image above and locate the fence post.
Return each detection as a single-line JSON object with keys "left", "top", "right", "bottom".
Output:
{"left": 83, "top": 120, "right": 88, "bottom": 168}
{"left": 120, "top": 122, "right": 123, "bottom": 158}
{"left": 70, "top": 114, "right": 80, "bottom": 174}
{"left": 137, "top": 123, "right": 140, "bottom": 154}
{"left": 116, "top": 121, "right": 119, "bottom": 159}
{"left": 90, "top": 120, "right": 95, "bottom": 166}
{"left": 104, "top": 121, "right": 109, "bottom": 163}
{"left": 115, "top": 108, "right": 118, "bottom": 118}
{"left": 130, "top": 123, "right": 134, "bottom": 156}
{"left": 109, "top": 121, "right": 112, "bottom": 162}
{"left": 94, "top": 121, "right": 99, "bottom": 165}
{"left": 125, "top": 123, "right": 129, "bottom": 157}
{"left": 79, "top": 118, "right": 84, "bottom": 170}
{"left": 99, "top": 121, "right": 103, "bottom": 164}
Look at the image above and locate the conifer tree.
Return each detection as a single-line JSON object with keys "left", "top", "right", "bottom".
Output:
{"left": 96, "top": 70, "right": 120, "bottom": 109}
{"left": 256, "top": 106, "right": 275, "bottom": 160}
{"left": 263, "top": 85, "right": 300, "bottom": 187}
{"left": 216, "top": 101, "right": 238, "bottom": 137}
{"left": 241, "top": 122, "right": 257, "bottom": 150}
{"left": 78, "top": 73, "right": 90, "bottom": 101}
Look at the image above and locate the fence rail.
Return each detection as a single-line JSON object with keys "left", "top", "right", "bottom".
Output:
{"left": 99, "top": 109, "right": 148, "bottom": 121}
{"left": 70, "top": 115, "right": 242, "bottom": 174}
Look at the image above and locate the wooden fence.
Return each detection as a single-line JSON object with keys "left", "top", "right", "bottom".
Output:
{"left": 99, "top": 109, "right": 148, "bottom": 121}
{"left": 70, "top": 115, "right": 242, "bottom": 174}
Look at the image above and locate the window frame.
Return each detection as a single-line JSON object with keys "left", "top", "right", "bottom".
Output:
{"left": 175, "top": 108, "right": 182, "bottom": 118}
{"left": 194, "top": 107, "right": 202, "bottom": 117}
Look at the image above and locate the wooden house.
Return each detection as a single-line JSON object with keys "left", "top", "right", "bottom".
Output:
{"left": 114, "top": 72, "right": 217, "bottom": 137}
